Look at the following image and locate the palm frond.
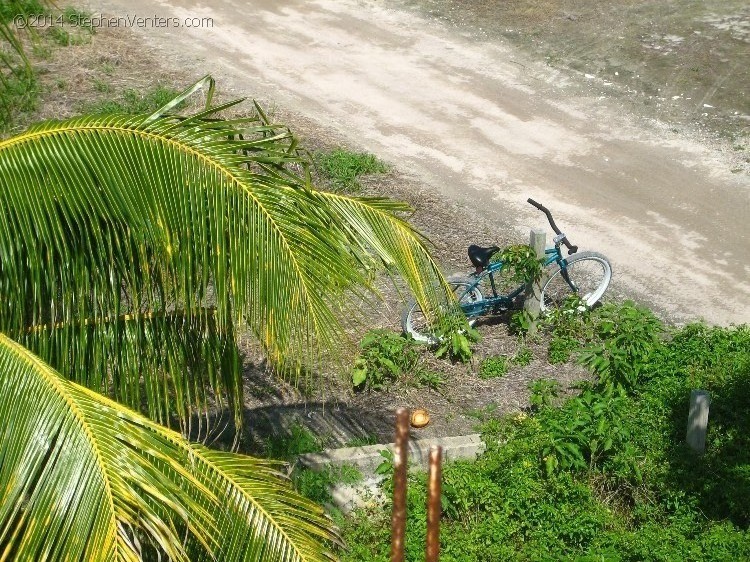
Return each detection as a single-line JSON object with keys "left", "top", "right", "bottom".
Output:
{"left": 0, "top": 333, "right": 338, "bottom": 561}
{"left": 0, "top": 75, "right": 451, "bottom": 430}
{"left": 18, "top": 308, "right": 241, "bottom": 440}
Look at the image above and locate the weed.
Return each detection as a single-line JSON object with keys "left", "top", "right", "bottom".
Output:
{"left": 374, "top": 448, "right": 394, "bottom": 476}
{"left": 293, "top": 463, "right": 363, "bottom": 512}
{"left": 543, "top": 295, "right": 594, "bottom": 363}
{"left": 413, "top": 369, "right": 445, "bottom": 390}
{"left": 0, "top": 0, "right": 47, "bottom": 22}
{"left": 512, "top": 345, "right": 533, "bottom": 366}
{"left": 528, "top": 378, "right": 559, "bottom": 410}
{"left": 478, "top": 355, "right": 508, "bottom": 379}
{"left": 578, "top": 301, "right": 663, "bottom": 391}
{"left": 351, "top": 329, "right": 420, "bottom": 391}
{"left": 464, "top": 402, "right": 498, "bottom": 421}
{"left": 47, "top": 25, "right": 90, "bottom": 47}
{"left": 432, "top": 312, "right": 480, "bottom": 363}
{"left": 92, "top": 78, "right": 110, "bottom": 93}
{"left": 101, "top": 62, "right": 115, "bottom": 75}
{"left": 548, "top": 335, "right": 577, "bottom": 364}
{"left": 345, "top": 434, "right": 379, "bottom": 448}
{"left": 263, "top": 422, "right": 327, "bottom": 461}
{"left": 315, "top": 148, "right": 387, "bottom": 192}
{"left": 0, "top": 72, "right": 37, "bottom": 130}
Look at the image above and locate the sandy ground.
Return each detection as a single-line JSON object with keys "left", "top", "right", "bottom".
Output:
{"left": 87, "top": 0, "right": 749, "bottom": 325}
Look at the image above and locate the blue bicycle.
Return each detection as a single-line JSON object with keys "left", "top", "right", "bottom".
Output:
{"left": 402, "top": 198, "right": 612, "bottom": 343}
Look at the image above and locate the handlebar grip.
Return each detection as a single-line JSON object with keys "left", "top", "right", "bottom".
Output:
{"left": 528, "top": 197, "right": 578, "bottom": 254}
{"left": 527, "top": 198, "right": 543, "bottom": 210}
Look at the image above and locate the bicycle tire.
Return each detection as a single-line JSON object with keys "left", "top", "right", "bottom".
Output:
{"left": 402, "top": 276, "right": 484, "bottom": 344}
{"left": 541, "top": 251, "right": 612, "bottom": 312}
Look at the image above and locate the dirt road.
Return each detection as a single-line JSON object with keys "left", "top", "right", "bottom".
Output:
{"left": 91, "top": 0, "right": 749, "bottom": 324}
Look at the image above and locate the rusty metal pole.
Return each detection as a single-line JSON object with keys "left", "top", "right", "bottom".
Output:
{"left": 425, "top": 446, "right": 443, "bottom": 562}
{"left": 390, "top": 408, "right": 410, "bottom": 562}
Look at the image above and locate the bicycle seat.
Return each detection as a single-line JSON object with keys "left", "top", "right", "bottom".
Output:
{"left": 468, "top": 245, "right": 500, "bottom": 269}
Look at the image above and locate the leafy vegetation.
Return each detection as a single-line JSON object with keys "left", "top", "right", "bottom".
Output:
{"left": 528, "top": 378, "right": 559, "bottom": 411}
{"left": 352, "top": 329, "right": 444, "bottom": 390}
{"left": 334, "top": 302, "right": 750, "bottom": 561}
{"left": 512, "top": 343, "right": 533, "bottom": 366}
{"left": 478, "top": 355, "right": 508, "bottom": 379}
{"left": 493, "top": 243, "right": 545, "bottom": 286}
{"left": 264, "top": 421, "right": 330, "bottom": 461}
{"left": 316, "top": 148, "right": 387, "bottom": 192}
{"left": 432, "top": 312, "right": 480, "bottom": 362}
{"left": 0, "top": 75, "right": 457, "bottom": 559}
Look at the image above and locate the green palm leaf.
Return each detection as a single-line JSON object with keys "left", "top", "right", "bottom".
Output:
{"left": 0, "top": 332, "right": 338, "bottom": 561}
{"left": 0, "top": 75, "right": 451, "bottom": 432}
{"left": 19, "top": 308, "right": 241, "bottom": 440}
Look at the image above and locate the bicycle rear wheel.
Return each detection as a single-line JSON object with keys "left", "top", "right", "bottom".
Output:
{"left": 541, "top": 251, "right": 611, "bottom": 312}
{"left": 402, "top": 277, "right": 484, "bottom": 344}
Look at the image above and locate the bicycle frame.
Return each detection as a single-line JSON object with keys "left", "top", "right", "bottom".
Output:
{"left": 457, "top": 244, "right": 569, "bottom": 317}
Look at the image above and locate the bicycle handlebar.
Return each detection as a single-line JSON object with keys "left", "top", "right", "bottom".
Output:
{"left": 527, "top": 198, "right": 578, "bottom": 254}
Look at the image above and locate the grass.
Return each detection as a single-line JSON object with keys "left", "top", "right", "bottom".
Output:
{"left": 0, "top": 71, "right": 37, "bottom": 131}
{"left": 315, "top": 148, "right": 388, "bottom": 192}
{"left": 78, "top": 86, "right": 183, "bottom": 115}
{"left": 92, "top": 78, "right": 110, "bottom": 93}
{"left": 345, "top": 434, "right": 380, "bottom": 448}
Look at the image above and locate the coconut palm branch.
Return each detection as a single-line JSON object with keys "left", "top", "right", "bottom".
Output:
{"left": 0, "top": 75, "right": 452, "bottom": 433}
{"left": 19, "top": 308, "right": 241, "bottom": 439}
{"left": 0, "top": 333, "right": 339, "bottom": 561}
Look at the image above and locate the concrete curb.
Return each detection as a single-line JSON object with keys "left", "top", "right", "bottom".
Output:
{"left": 298, "top": 433, "right": 485, "bottom": 474}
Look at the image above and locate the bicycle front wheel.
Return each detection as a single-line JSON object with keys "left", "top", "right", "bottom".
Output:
{"left": 541, "top": 251, "right": 612, "bottom": 313}
{"left": 401, "top": 277, "right": 484, "bottom": 344}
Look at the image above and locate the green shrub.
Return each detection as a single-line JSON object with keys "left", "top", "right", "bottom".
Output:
{"left": 352, "top": 329, "right": 421, "bottom": 390}
{"left": 479, "top": 355, "right": 508, "bottom": 379}
{"left": 528, "top": 378, "right": 559, "bottom": 410}
{"left": 578, "top": 301, "right": 663, "bottom": 391}
{"left": 336, "top": 309, "right": 750, "bottom": 561}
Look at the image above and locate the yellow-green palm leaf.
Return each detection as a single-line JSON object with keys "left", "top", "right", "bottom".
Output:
{"left": 0, "top": 76, "right": 451, "bottom": 433}
{"left": 0, "top": 333, "right": 339, "bottom": 561}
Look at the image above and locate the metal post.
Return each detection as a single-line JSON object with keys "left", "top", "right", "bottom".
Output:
{"left": 425, "top": 446, "right": 443, "bottom": 562}
{"left": 523, "top": 228, "right": 546, "bottom": 334}
{"left": 390, "top": 408, "right": 410, "bottom": 562}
